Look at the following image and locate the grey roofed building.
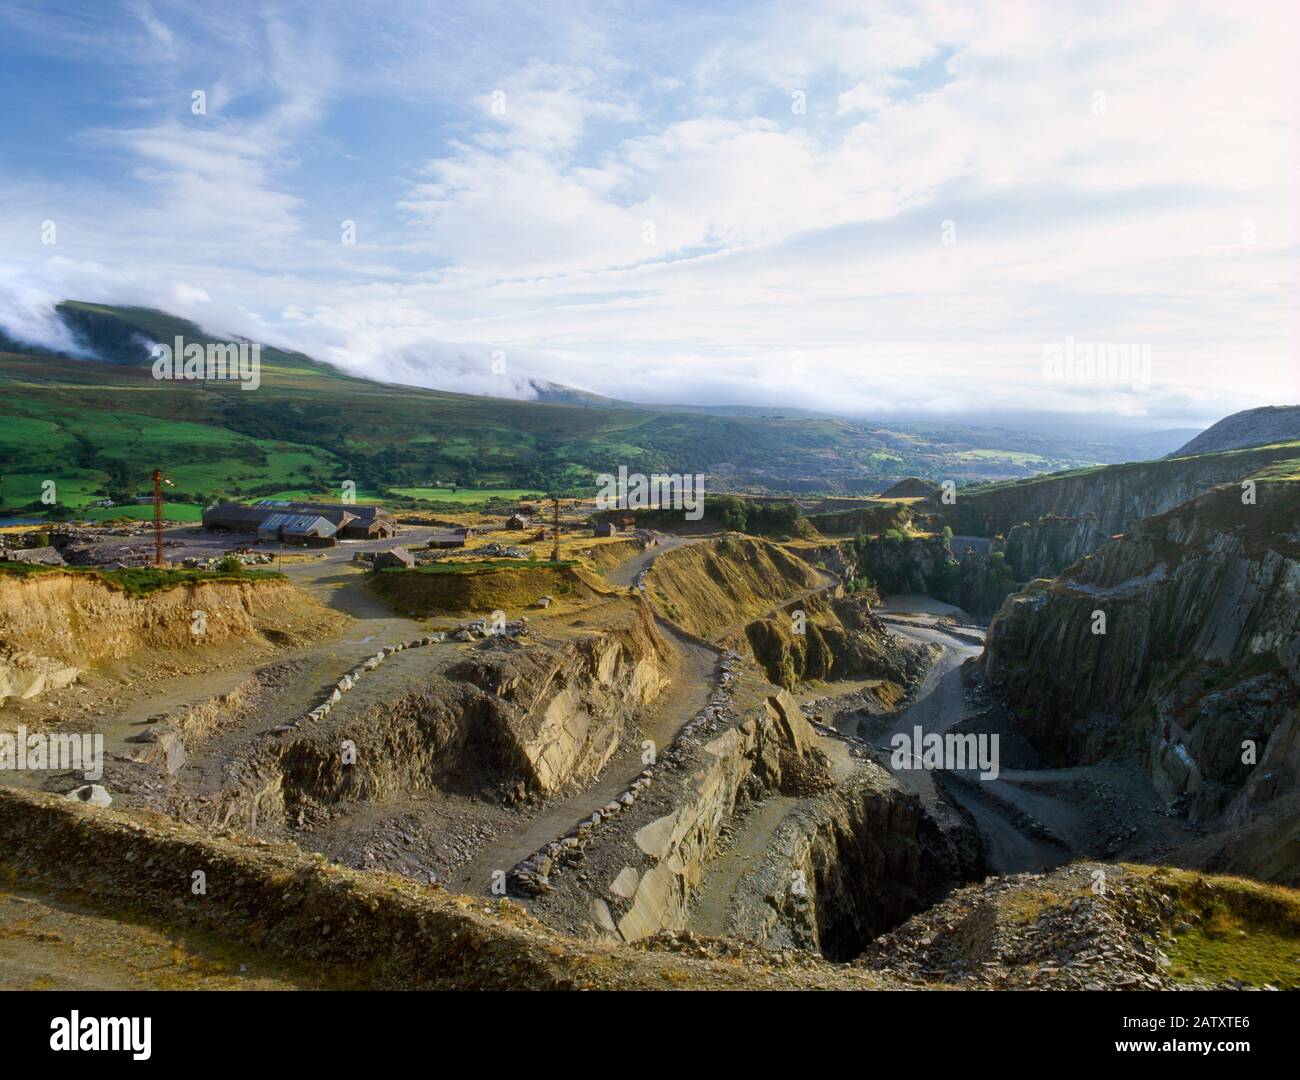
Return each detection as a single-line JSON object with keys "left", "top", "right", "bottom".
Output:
{"left": 254, "top": 500, "right": 395, "bottom": 538}
{"left": 256, "top": 512, "right": 338, "bottom": 542}
{"left": 203, "top": 500, "right": 396, "bottom": 539}
{"left": 203, "top": 503, "right": 272, "bottom": 531}
{"left": 282, "top": 515, "right": 339, "bottom": 539}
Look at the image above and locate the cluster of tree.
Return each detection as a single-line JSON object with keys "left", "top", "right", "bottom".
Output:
{"left": 631, "top": 494, "right": 806, "bottom": 538}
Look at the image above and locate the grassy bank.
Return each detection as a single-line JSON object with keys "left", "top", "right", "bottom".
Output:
{"left": 0, "top": 562, "right": 285, "bottom": 597}
{"left": 370, "top": 559, "right": 583, "bottom": 613}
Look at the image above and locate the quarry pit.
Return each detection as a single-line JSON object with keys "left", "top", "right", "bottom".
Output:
{"left": 2, "top": 516, "right": 1296, "bottom": 990}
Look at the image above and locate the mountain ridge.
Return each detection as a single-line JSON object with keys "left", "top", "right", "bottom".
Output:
{"left": 1169, "top": 405, "right": 1300, "bottom": 457}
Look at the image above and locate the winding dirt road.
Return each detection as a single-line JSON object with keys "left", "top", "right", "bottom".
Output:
{"left": 873, "top": 595, "right": 1071, "bottom": 873}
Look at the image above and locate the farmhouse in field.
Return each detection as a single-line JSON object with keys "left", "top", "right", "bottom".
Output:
{"left": 202, "top": 500, "right": 398, "bottom": 541}
{"left": 505, "top": 513, "right": 530, "bottom": 530}
{"left": 593, "top": 522, "right": 619, "bottom": 537}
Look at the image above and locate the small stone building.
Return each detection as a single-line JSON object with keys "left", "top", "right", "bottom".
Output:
{"left": 373, "top": 547, "right": 416, "bottom": 570}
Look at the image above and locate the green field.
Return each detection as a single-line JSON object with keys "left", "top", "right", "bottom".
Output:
{"left": 0, "top": 302, "right": 1133, "bottom": 524}
{"left": 79, "top": 503, "right": 204, "bottom": 522}
{"left": 955, "top": 449, "right": 1048, "bottom": 465}
{"left": 0, "top": 472, "right": 202, "bottom": 521}
{"left": 389, "top": 487, "right": 546, "bottom": 504}
{"left": 260, "top": 487, "right": 386, "bottom": 504}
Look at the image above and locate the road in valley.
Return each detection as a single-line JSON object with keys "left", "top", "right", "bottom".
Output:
{"left": 871, "top": 595, "right": 1073, "bottom": 874}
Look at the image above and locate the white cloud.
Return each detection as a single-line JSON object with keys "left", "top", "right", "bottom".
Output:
{"left": 0, "top": 0, "right": 1296, "bottom": 428}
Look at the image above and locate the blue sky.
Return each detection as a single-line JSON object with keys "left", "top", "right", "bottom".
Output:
{"left": 0, "top": 0, "right": 1296, "bottom": 426}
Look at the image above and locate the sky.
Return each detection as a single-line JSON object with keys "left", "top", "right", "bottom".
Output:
{"left": 0, "top": 0, "right": 1296, "bottom": 428}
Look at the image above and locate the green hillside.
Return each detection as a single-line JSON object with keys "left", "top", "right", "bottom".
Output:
{"left": 0, "top": 301, "right": 1125, "bottom": 520}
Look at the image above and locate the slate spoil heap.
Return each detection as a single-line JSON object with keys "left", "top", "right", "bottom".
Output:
{"left": 857, "top": 863, "right": 1282, "bottom": 990}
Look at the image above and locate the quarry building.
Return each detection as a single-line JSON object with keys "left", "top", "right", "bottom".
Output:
{"left": 203, "top": 500, "right": 398, "bottom": 542}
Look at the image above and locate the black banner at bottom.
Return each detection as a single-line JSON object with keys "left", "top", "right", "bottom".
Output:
{"left": 1, "top": 988, "right": 1288, "bottom": 1065}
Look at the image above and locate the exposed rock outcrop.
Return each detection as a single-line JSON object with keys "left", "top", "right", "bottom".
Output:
{"left": 0, "top": 571, "right": 341, "bottom": 702}
{"left": 939, "top": 442, "right": 1300, "bottom": 615}
{"left": 783, "top": 539, "right": 859, "bottom": 582}
{"left": 614, "top": 691, "right": 823, "bottom": 942}
{"left": 984, "top": 478, "right": 1300, "bottom": 843}
{"left": 724, "top": 761, "right": 984, "bottom": 959}
{"left": 644, "top": 535, "right": 825, "bottom": 638}
{"left": 943, "top": 441, "right": 1298, "bottom": 539}
{"left": 209, "top": 602, "right": 674, "bottom": 834}
{"left": 999, "top": 512, "right": 1108, "bottom": 582}
{"left": 854, "top": 533, "right": 950, "bottom": 594}
{"left": 736, "top": 592, "right": 929, "bottom": 693}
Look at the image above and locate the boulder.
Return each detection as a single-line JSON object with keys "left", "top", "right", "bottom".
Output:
{"left": 126, "top": 723, "right": 185, "bottom": 774}
{"left": 65, "top": 784, "right": 112, "bottom": 808}
{"left": 610, "top": 866, "right": 640, "bottom": 900}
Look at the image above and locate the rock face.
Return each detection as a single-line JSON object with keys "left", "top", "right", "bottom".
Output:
{"left": 944, "top": 441, "right": 1298, "bottom": 539}
{"left": 786, "top": 540, "right": 859, "bottom": 582}
{"left": 737, "top": 592, "right": 929, "bottom": 693}
{"left": 935, "top": 440, "right": 1300, "bottom": 616}
{"left": 725, "top": 762, "right": 985, "bottom": 959}
{"left": 644, "top": 536, "right": 824, "bottom": 639}
{"left": 952, "top": 546, "right": 1017, "bottom": 615}
{"left": 854, "top": 534, "right": 949, "bottom": 594}
{"left": 1169, "top": 405, "right": 1300, "bottom": 457}
{"left": 984, "top": 478, "right": 1300, "bottom": 835}
{"left": 614, "top": 691, "right": 821, "bottom": 942}
{"left": 0, "top": 571, "right": 341, "bottom": 702}
{"left": 240, "top": 603, "right": 673, "bottom": 831}
{"left": 998, "top": 512, "right": 1108, "bottom": 582}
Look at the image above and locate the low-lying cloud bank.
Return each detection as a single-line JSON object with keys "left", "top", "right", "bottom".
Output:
{"left": 0, "top": 275, "right": 1267, "bottom": 431}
